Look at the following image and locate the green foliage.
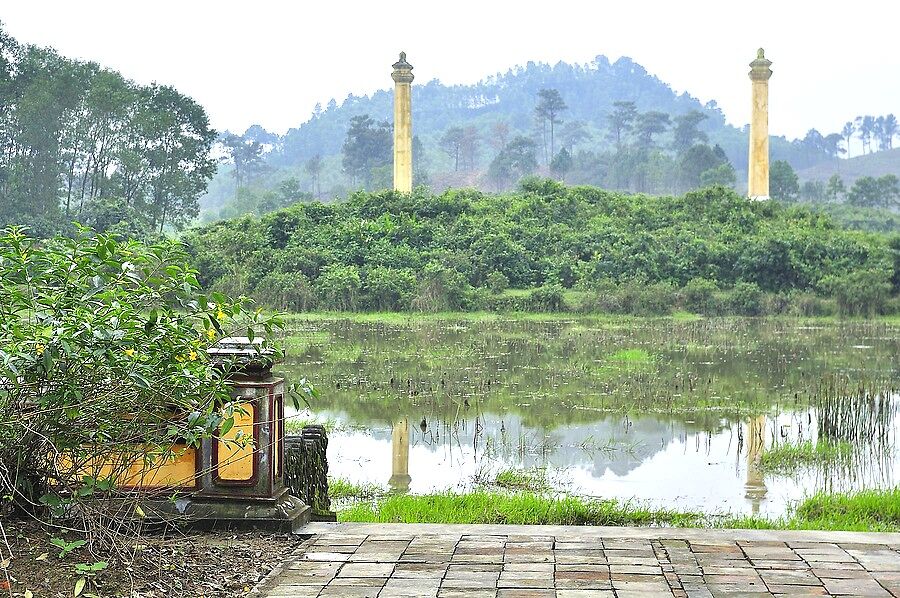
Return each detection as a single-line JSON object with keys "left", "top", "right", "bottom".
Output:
{"left": 891, "top": 235, "right": 900, "bottom": 293}
{"left": 678, "top": 278, "right": 719, "bottom": 314}
{"left": 316, "top": 264, "right": 362, "bottom": 310}
{"left": 700, "top": 164, "right": 736, "bottom": 188}
{"left": 0, "top": 26, "right": 215, "bottom": 236}
{"left": 820, "top": 268, "right": 893, "bottom": 317}
{"left": 847, "top": 175, "right": 900, "bottom": 209}
{"left": 0, "top": 226, "right": 281, "bottom": 543}
{"left": 341, "top": 115, "right": 392, "bottom": 188}
{"left": 528, "top": 284, "right": 566, "bottom": 312}
{"left": 486, "top": 271, "right": 509, "bottom": 294}
{"left": 488, "top": 136, "right": 538, "bottom": 189}
{"left": 725, "top": 282, "right": 764, "bottom": 316}
{"left": 769, "top": 160, "right": 800, "bottom": 201}
{"left": 184, "top": 184, "right": 895, "bottom": 316}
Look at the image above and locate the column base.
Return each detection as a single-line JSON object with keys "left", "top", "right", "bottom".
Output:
{"left": 131, "top": 491, "right": 312, "bottom": 533}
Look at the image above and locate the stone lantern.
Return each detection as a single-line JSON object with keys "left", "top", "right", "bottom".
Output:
{"left": 177, "top": 336, "right": 310, "bottom": 529}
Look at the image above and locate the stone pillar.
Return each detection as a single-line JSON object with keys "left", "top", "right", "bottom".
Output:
{"left": 391, "top": 52, "right": 414, "bottom": 193}
{"left": 389, "top": 417, "right": 411, "bottom": 492}
{"left": 747, "top": 48, "right": 773, "bottom": 200}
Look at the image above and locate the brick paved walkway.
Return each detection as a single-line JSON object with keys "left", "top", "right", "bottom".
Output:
{"left": 257, "top": 523, "right": 900, "bottom": 597}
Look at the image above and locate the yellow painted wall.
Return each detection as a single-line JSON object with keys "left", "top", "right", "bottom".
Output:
{"left": 216, "top": 402, "right": 256, "bottom": 481}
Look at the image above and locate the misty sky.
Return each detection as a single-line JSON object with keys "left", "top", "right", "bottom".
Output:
{"left": 4, "top": 1, "right": 899, "bottom": 149}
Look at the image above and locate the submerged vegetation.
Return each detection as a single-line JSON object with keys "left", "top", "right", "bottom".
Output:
{"left": 187, "top": 184, "right": 900, "bottom": 318}
{"left": 493, "top": 468, "right": 552, "bottom": 492}
{"left": 759, "top": 440, "right": 854, "bottom": 473}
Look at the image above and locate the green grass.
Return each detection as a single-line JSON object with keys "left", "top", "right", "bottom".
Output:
{"left": 671, "top": 311, "right": 702, "bottom": 322}
{"left": 338, "top": 491, "right": 707, "bottom": 526}
{"left": 759, "top": 440, "right": 853, "bottom": 473}
{"left": 608, "top": 348, "right": 653, "bottom": 363}
{"left": 284, "top": 415, "right": 340, "bottom": 434}
{"left": 493, "top": 468, "right": 550, "bottom": 492}
{"left": 793, "top": 489, "right": 900, "bottom": 531}
{"left": 334, "top": 489, "right": 900, "bottom": 531}
{"left": 328, "top": 477, "right": 385, "bottom": 501}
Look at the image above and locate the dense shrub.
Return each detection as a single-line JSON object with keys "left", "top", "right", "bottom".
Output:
{"left": 487, "top": 271, "right": 510, "bottom": 294}
{"left": 723, "top": 282, "right": 764, "bottom": 316}
{"left": 183, "top": 184, "right": 897, "bottom": 315}
{"left": 821, "top": 269, "right": 893, "bottom": 317}
{"left": 0, "top": 227, "right": 298, "bottom": 552}
{"left": 256, "top": 271, "right": 317, "bottom": 312}
{"left": 618, "top": 279, "right": 676, "bottom": 316}
{"left": 528, "top": 284, "right": 566, "bottom": 312}
{"left": 678, "top": 278, "right": 719, "bottom": 314}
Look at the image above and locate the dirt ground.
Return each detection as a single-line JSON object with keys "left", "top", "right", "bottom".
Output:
{"left": 0, "top": 519, "right": 304, "bottom": 597}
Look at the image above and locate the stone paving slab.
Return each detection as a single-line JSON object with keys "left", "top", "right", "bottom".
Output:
{"left": 256, "top": 524, "right": 900, "bottom": 597}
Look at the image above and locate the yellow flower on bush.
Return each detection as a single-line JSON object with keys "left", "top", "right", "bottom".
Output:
{"left": 35, "top": 344, "right": 45, "bottom": 356}
{"left": 124, "top": 348, "right": 136, "bottom": 357}
{"left": 188, "top": 350, "right": 198, "bottom": 361}
{"left": 206, "top": 328, "right": 216, "bottom": 340}
{"left": 216, "top": 309, "right": 226, "bottom": 322}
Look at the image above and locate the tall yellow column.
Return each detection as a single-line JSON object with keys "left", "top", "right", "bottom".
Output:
{"left": 389, "top": 417, "right": 411, "bottom": 492}
{"left": 391, "top": 52, "right": 414, "bottom": 193}
{"left": 747, "top": 49, "right": 773, "bottom": 200}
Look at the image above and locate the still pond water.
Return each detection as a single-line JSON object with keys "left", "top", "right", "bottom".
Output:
{"left": 280, "top": 316, "right": 900, "bottom": 517}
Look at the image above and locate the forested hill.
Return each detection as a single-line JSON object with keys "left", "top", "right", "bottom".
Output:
{"left": 203, "top": 56, "right": 831, "bottom": 218}
{"left": 275, "top": 56, "right": 731, "bottom": 165}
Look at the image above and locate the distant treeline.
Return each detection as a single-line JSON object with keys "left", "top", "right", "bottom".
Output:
{"left": 185, "top": 182, "right": 900, "bottom": 317}
{"left": 0, "top": 24, "right": 215, "bottom": 237}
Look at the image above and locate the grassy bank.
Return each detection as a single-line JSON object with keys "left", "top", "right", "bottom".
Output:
{"left": 333, "top": 489, "right": 900, "bottom": 532}
{"left": 338, "top": 491, "right": 708, "bottom": 527}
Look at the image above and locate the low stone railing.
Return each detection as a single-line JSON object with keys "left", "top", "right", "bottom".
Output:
{"left": 284, "top": 425, "right": 333, "bottom": 519}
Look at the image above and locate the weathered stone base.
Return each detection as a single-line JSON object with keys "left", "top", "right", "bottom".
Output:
{"left": 139, "top": 491, "right": 311, "bottom": 533}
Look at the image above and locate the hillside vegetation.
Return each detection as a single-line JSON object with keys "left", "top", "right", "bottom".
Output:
{"left": 185, "top": 182, "right": 900, "bottom": 317}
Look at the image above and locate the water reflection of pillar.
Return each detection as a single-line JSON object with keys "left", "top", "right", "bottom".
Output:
{"left": 745, "top": 415, "right": 768, "bottom": 513}
{"left": 389, "top": 417, "right": 412, "bottom": 493}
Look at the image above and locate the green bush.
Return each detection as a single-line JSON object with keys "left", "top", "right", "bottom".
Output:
{"left": 618, "top": 279, "right": 676, "bottom": 316}
{"left": 821, "top": 269, "right": 893, "bottom": 317}
{"left": 316, "top": 264, "right": 362, "bottom": 310}
{"left": 362, "top": 266, "right": 417, "bottom": 311}
{"left": 487, "top": 271, "right": 510, "bottom": 294}
{"left": 256, "top": 271, "right": 317, "bottom": 312}
{"left": 528, "top": 283, "right": 566, "bottom": 312}
{"left": 678, "top": 278, "right": 719, "bottom": 314}
{"left": 724, "top": 282, "right": 763, "bottom": 316}
{"left": 411, "top": 263, "right": 472, "bottom": 312}
{"left": 0, "top": 226, "right": 292, "bottom": 546}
